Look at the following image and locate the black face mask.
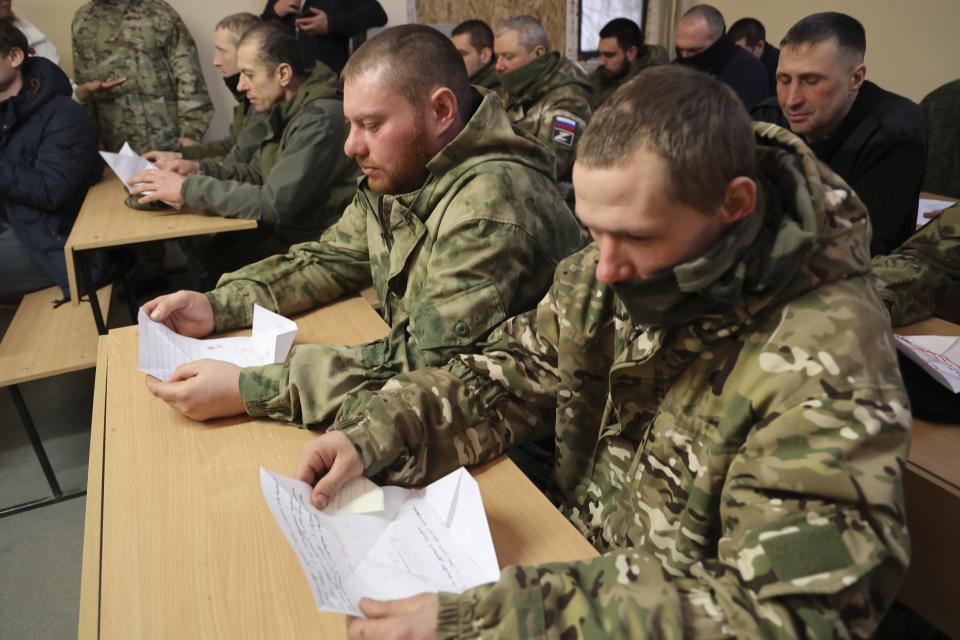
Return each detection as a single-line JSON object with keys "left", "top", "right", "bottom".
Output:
{"left": 223, "top": 72, "right": 243, "bottom": 102}
{"left": 675, "top": 35, "right": 737, "bottom": 76}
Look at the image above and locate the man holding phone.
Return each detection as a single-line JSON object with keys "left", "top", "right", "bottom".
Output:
{"left": 262, "top": 0, "right": 387, "bottom": 74}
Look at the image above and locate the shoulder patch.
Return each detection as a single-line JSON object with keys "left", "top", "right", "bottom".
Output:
{"left": 551, "top": 115, "right": 578, "bottom": 148}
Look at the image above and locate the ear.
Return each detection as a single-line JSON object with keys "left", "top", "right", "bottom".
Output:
{"left": 276, "top": 62, "right": 294, "bottom": 88}
{"left": 427, "top": 86, "right": 460, "bottom": 135}
{"left": 480, "top": 47, "right": 493, "bottom": 66}
{"left": 10, "top": 47, "right": 25, "bottom": 70}
{"left": 755, "top": 40, "right": 765, "bottom": 56}
{"left": 849, "top": 63, "right": 866, "bottom": 92}
{"left": 718, "top": 176, "right": 757, "bottom": 225}
{"left": 532, "top": 44, "right": 546, "bottom": 57}
{"left": 625, "top": 45, "right": 638, "bottom": 62}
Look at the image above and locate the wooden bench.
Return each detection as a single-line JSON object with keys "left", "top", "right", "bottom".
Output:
{"left": 0, "top": 284, "right": 112, "bottom": 517}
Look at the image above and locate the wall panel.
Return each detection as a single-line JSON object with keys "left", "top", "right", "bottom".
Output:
{"left": 416, "top": 0, "right": 567, "bottom": 55}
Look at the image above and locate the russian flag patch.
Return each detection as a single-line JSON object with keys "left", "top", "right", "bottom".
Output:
{"left": 551, "top": 115, "right": 578, "bottom": 148}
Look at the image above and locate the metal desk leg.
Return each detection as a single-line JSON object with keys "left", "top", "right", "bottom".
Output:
{"left": 0, "top": 385, "right": 86, "bottom": 518}
{"left": 77, "top": 250, "right": 107, "bottom": 335}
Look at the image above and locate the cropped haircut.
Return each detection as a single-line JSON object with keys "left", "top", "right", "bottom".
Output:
{"left": 496, "top": 15, "right": 549, "bottom": 51}
{"left": 727, "top": 17, "right": 765, "bottom": 48}
{"left": 216, "top": 12, "right": 261, "bottom": 42}
{"left": 342, "top": 25, "right": 472, "bottom": 118}
{"left": 238, "top": 23, "right": 306, "bottom": 78}
{"left": 682, "top": 4, "right": 726, "bottom": 41}
{"left": 452, "top": 19, "right": 494, "bottom": 52}
{"left": 781, "top": 12, "right": 866, "bottom": 66}
{"left": 599, "top": 18, "right": 642, "bottom": 52}
{"left": 0, "top": 20, "right": 28, "bottom": 58}
{"left": 577, "top": 65, "right": 755, "bottom": 214}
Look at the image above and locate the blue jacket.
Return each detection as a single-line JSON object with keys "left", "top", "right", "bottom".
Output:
{"left": 0, "top": 56, "right": 102, "bottom": 295}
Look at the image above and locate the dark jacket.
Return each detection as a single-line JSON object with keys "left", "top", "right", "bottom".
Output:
{"left": 920, "top": 78, "right": 960, "bottom": 198}
{"left": 752, "top": 81, "right": 927, "bottom": 255}
{"left": 261, "top": 0, "right": 387, "bottom": 74}
{"left": 0, "top": 56, "right": 102, "bottom": 295}
{"left": 759, "top": 41, "right": 779, "bottom": 96}
{"left": 674, "top": 35, "right": 767, "bottom": 109}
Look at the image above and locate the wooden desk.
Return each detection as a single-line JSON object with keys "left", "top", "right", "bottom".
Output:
{"left": 78, "top": 297, "right": 597, "bottom": 639}
{"left": 896, "top": 317, "right": 960, "bottom": 637}
{"left": 64, "top": 175, "right": 258, "bottom": 311}
{"left": 920, "top": 191, "right": 956, "bottom": 203}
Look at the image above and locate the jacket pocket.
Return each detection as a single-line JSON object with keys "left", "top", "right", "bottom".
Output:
{"left": 409, "top": 281, "right": 506, "bottom": 352}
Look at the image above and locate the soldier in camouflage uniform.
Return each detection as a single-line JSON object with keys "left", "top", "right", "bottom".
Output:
{"left": 874, "top": 204, "right": 960, "bottom": 326}
{"left": 450, "top": 20, "right": 500, "bottom": 93}
{"left": 589, "top": 18, "right": 667, "bottom": 109}
{"left": 494, "top": 16, "right": 592, "bottom": 181}
{"left": 72, "top": 0, "right": 213, "bottom": 153}
{"left": 145, "top": 13, "right": 266, "bottom": 167}
{"left": 131, "top": 25, "right": 358, "bottom": 274}
{"left": 140, "top": 26, "right": 586, "bottom": 427}
{"left": 296, "top": 66, "right": 911, "bottom": 639}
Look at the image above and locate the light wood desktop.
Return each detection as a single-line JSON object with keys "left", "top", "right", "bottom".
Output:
{"left": 64, "top": 175, "right": 258, "bottom": 307}
{"left": 895, "top": 317, "right": 960, "bottom": 637}
{"left": 78, "top": 296, "right": 597, "bottom": 639}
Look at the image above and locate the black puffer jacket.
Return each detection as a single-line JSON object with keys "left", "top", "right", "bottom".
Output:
{"left": 0, "top": 56, "right": 102, "bottom": 295}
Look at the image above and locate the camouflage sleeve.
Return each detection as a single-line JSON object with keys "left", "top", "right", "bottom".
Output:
{"left": 872, "top": 205, "right": 960, "bottom": 326}
{"left": 438, "top": 386, "right": 909, "bottom": 639}
{"left": 205, "top": 196, "right": 372, "bottom": 331}
{"left": 239, "top": 213, "right": 567, "bottom": 427}
{"left": 534, "top": 95, "right": 591, "bottom": 179}
{"left": 182, "top": 106, "right": 348, "bottom": 228}
{"left": 167, "top": 10, "right": 213, "bottom": 141}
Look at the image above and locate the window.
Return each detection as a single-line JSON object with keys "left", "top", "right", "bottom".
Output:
{"left": 578, "top": 0, "right": 647, "bottom": 57}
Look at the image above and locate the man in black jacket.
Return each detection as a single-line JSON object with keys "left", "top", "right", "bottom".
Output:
{"left": 673, "top": 4, "right": 767, "bottom": 109}
{"left": 0, "top": 21, "right": 103, "bottom": 300}
{"left": 262, "top": 0, "right": 387, "bottom": 74}
{"left": 751, "top": 12, "right": 926, "bottom": 256}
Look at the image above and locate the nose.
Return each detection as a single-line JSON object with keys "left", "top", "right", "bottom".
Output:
{"left": 236, "top": 75, "right": 250, "bottom": 93}
{"left": 495, "top": 56, "right": 507, "bottom": 73}
{"left": 343, "top": 124, "right": 365, "bottom": 159}
{"left": 783, "top": 81, "right": 803, "bottom": 108}
{"left": 593, "top": 236, "right": 634, "bottom": 284}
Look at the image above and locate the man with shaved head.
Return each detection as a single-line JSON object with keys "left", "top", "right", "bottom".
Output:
{"left": 140, "top": 25, "right": 585, "bottom": 429}
{"left": 674, "top": 3, "right": 766, "bottom": 108}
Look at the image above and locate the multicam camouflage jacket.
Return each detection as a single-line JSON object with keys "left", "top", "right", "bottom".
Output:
{"left": 205, "top": 90, "right": 586, "bottom": 427}
{"left": 331, "top": 123, "right": 911, "bottom": 638}
{"left": 874, "top": 204, "right": 960, "bottom": 326}
{"left": 181, "top": 65, "right": 357, "bottom": 245}
{"left": 589, "top": 44, "right": 668, "bottom": 109}
{"left": 72, "top": 0, "right": 212, "bottom": 152}
{"left": 499, "top": 52, "right": 593, "bottom": 180}
{"left": 181, "top": 96, "right": 266, "bottom": 163}
{"left": 470, "top": 63, "right": 501, "bottom": 94}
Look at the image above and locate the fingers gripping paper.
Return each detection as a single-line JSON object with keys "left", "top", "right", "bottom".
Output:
{"left": 259, "top": 467, "right": 501, "bottom": 616}
{"left": 138, "top": 305, "right": 298, "bottom": 380}
{"left": 99, "top": 142, "right": 182, "bottom": 209}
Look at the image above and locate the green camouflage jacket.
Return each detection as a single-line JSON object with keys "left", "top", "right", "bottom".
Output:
{"left": 920, "top": 79, "right": 960, "bottom": 199}
{"left": 72, "top": 0, "right": 212, "bottom": 152}
{"left": 589, "top": 44, "right": 668, "bottom": 109}
{"left": 332, "top": 123, "right": 911, "bottom": 639}
{"left": 181, "top": 96, "right": 266, "bottom": 163}
{"left": 205, "top": 91, "right": 586, "bottom": 427}
{"left": 874, "top": 204, "right": 960, "bottom": 326}
{"left": 499, "top": 52, "right": 593, "bottom": 180}
{"left": 470, "top": 63, "right": 500, "bottom": 93}
{"left": 181, "top": 65, "right": 357, "bottom": 245}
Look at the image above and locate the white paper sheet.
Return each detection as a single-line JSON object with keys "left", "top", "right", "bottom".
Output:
{"left": 917, "top": 198, "right": 955, "bottom": 228}
{"left": 99, "top": 142, "right": 181, "bottom": 209}
{"left": 138, "top": 304, "right": 298, "bottom": 380}
{"left": 895, "top": 334, "right": 960, "bottom": 393}
{"left": 260, "top": 467, "right": 501, "bottom": 616}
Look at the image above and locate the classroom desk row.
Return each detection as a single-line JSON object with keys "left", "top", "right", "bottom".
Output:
{"left": 76, "top": 295, "right": 597, "bottom": 639}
